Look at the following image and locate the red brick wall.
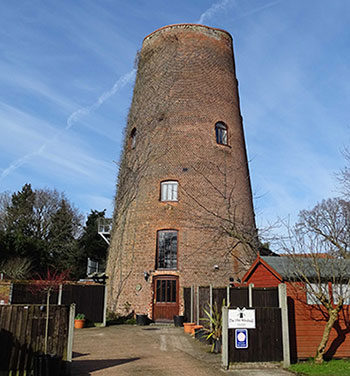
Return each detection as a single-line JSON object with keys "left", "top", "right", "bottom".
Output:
{"left": 107, "top": 24, "right": 256, "bottom": 318}
{"left": 0, "top": 281, "right": 11, "bottom": 304}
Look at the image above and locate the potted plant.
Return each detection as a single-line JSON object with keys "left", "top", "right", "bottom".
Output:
{"left": 74, "top": 313, "right": 86, "bottom": 329}
{"left": 202, "top": 300, "right": 224, "bottom": 353}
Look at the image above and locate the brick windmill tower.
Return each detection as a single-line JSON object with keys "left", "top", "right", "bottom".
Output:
{"left": 107, "top": 24, "right": 257, "bottom": 321}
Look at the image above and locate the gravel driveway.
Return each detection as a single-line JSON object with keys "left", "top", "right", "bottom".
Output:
{"left": 72, "top": 325, "right": 293, "bottom": 376}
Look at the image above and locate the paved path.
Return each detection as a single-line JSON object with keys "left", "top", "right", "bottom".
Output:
{"left": 72, "top": 325, "right": 293, "bottom": 376}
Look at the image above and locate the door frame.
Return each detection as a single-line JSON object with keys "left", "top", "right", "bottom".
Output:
{"left": 152, "top": 275, "right": 179, "bottom": 321}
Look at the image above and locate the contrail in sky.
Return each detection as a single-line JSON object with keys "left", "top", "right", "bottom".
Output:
{"left": 197, "top": 0, "right": 281, "bottom": 24}
{"left": 66, "top": 69, "right": 136, "bottom": 130}
{"left": 0, "top": 69, "right": 136, "bottom": 181}
{"left": 197, "top": 0, "right": 233, "bottom": 24}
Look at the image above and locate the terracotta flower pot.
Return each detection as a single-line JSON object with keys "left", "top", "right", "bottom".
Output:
{"left": 191, "top": 324, "right": 203, "bottom": 335}
{"left": 74, "top": 319, "right": 85, "bottom": 329}
{"left": 183, "top": 322, "right": 195, "bottom": 334}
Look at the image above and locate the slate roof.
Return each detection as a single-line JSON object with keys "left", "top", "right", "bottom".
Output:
{"left": 261, "top": 256, "right": 350, "bottom": 281}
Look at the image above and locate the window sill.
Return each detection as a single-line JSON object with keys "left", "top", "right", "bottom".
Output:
{"left": 216, "top": 142, "right": 232, "bottom": 148}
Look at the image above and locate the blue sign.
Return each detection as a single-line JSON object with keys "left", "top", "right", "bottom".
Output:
{"left": 235, "top": 328, "right": 248, "bottom": 349}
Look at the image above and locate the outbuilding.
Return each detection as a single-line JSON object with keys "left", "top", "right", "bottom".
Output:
{"left": 242, "top": 255, "right": 350, "bottom": 360}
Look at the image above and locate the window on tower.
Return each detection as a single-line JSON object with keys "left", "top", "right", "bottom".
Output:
{"left": 156, "top": 230, "right": 178, "bottom": 269}
{"left": 130, "top": 128, "right": 137, "bottom": 149}
{"left": 160, "top": 181, "right": 178, "bottom": 202}
{"left": 215, "top": 122, "right": 228, "bottom": 145}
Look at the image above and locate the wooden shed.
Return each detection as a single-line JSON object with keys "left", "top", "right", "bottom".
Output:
{"left": 242, "top": 255, "right": 350, "bottom": 360}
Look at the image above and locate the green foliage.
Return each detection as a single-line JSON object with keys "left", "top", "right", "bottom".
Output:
{"left": 0, "top": 257, "right": 32, "bottom": 279}
{"left": 289, "top": 359, "right": 350, "bottom": 375}
{"left": 75, "top": 313, "right": 86, "bottom": 320}
{"left": 106, "top": 310, "right": 135, "bottom": 325}
{"left": 75, "top": 210, "right": 108, "bottom": 279}
{"left": 0, "top": 184, "right": 108, "bottom": 279}
{"left": 125, "top": 318, "right": 136, "bottom": 325}
{"left": 201, "top": 300, "right": 224, "bottom": 352}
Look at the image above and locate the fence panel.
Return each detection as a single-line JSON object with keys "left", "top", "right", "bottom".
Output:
{"left": 228, "top": 307, "right": 283, "bottom": 362}
{"left": 212, "top": 288, "right": 226, "bottom": 307}
{"left": 229, "top": 287, "right": 249, "bottom": 307}
{"left": 198, "top": 286, "right": 210, "bottom": 327}
{"left": 183, "top": 288, "right": 191, "bottom": 322}
{"left": 11, "top": 283, "right": 58, "bottom": 305}
{"left": 11, "top": 283, "right": 105, "bottom": 323}
{"left": 0, "top": 304, "right": 71, "bottom": 374}
{"left": 61, "top": 284, "right": 104, "bottom": 323}
{"left": 252, "top": 287, "right": 279, "bottom": 307}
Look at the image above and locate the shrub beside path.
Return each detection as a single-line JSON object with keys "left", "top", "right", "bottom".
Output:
{"left": 72, "top": 325, "right": 293, "bottom": 376}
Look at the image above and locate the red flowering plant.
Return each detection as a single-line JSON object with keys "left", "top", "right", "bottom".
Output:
{"left": 30, "top": 269, "right": 69, "bottom": 354}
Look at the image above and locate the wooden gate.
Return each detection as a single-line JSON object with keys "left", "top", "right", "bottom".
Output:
{"left": 153, "top": 276, "right": 179, "bottom": 321}
{"left": 228, "top": 307, "right": 283, "bottom": 362}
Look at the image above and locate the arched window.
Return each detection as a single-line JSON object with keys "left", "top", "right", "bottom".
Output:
{"left": 215, "top": 122, "right": 227, "bottom": 145}
{"left": 160, "top": 181, "right": 178, "bottom": 202}
{"left": 130, "top": 128, "right": 137, "bottom": 149}
{"left": 156, "top": 230, "right": 178, "bottom": 269}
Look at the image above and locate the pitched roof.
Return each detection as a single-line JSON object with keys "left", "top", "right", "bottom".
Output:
{"left": 261, "top": 256, "right": 350, "bottom": 280}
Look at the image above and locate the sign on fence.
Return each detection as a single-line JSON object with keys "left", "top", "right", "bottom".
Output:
{"left": 235, "top": 329, "right": 248, "bottom": 349}
{"left": 228, "top": 308, "right": 255, "bottom": 329}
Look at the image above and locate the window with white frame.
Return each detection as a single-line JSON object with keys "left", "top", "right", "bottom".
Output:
{"left": 215, "top": 122, "right": 228, "bottom": 145}
{"left": 332, "top": 283, "right": 350, "bottom": 305}
{"left": 306, "top": 283, "right": 329, "bottom": 304}
{"left": 160, "top": 181, "right": 178, "bottom": 202}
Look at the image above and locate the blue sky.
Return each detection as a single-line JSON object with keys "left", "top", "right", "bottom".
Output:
{"left": 0, "top": 0, "right": 349, "bottom": 235}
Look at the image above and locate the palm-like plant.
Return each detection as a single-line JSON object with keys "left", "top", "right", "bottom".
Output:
{"left": 202, "top": 300, "right": 224, "bottom": 353}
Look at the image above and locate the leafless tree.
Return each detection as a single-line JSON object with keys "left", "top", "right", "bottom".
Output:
{"left": 280, "top": 197, "right": 350, "bottom": 363}
{"left": 0, "top": 191, "right": 11, "bottom": 231}
{"left": 179, "top": 156, "right": 262, "bottom": 276}
{"left": 337, "top": 146, "right": 350, "bottom": 200}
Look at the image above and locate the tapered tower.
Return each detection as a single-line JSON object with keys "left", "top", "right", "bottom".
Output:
{"left": 107, "top": 24, "right": 257, "bottom": 320}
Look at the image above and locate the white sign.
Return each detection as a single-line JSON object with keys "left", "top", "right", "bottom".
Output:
{"left": 228, "top": 308, "right": 255, "bottom": 329}
{"left": 235, "top": 328, "right": 248, "bottom": 349}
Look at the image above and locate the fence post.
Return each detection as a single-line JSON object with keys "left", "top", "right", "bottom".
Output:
{"left": 278, "top": 283, "right": 290, "bottom": 368}
{"left": 196, "top": 286, "right": 200, "bottom": 324}
{"left": 9, "top": 282, "right": 13, "bottom": 304}
{"left": 209, "top": 284, "right": 213, "bottom": 330}
{"left": 227, "top": 285, "right": 230, "bottom": 307}
{"left": 58, "top": 284, "right": 63, "bottom": 305}
{"left": 102, "top": 284, "right": 108, "bottom": 327}
{"left": 221, "top": 306, "right": 229, "bottom": 369}
{"left": 66, "top": 303, "right": 76, "bottom": 373}
{"left": 190, "top": 285, "right": 194, "bottom": 323}
{"left": 248, "top": 283, "right": 254, "bottom": 307}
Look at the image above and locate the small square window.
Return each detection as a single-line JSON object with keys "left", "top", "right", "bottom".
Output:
{"left": 161, "top": 181, "right": 178, "bottom": 202}
{"left": 333, "top": 283, "right": 350, "bottom": 305}
{"left": 306, "top": 283, "right": 329, "bottom": 304}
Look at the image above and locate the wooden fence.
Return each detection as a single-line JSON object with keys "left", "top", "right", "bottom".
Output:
{"left": 184, "top": 284, "right": 290, "bottom": 366}
{"left": 10, "top": 282, "right": 106, "bottom": 324}
{"left": 0, "top": 304, "right": 74, "bottom": 375}
{"left": 183, "top": 285, "right": 279, "bottom": 327}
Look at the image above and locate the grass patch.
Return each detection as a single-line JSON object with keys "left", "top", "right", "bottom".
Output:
{"left": 289, "top": 359, "right": 350, "bottom": 375}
